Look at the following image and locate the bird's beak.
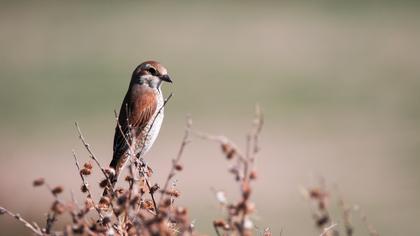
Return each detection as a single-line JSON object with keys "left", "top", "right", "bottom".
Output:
{"left": 160, "top": 74, "right": 173, "bottom": 83}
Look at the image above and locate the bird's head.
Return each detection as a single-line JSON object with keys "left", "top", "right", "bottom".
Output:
{"left": 131, "top": 60, "right": 172, "bottom": 89}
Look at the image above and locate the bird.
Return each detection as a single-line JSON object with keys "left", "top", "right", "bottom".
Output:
{"left": 107, "top": 60, "right": 172, "bottom": 191}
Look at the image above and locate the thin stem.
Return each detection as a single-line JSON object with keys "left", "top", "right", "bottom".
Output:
{"left": 75, "top": 122, "right": 114, "bottom": 194}
{"left": 72, "top": 151, "right": 104, "bottom": 219}
{"left": 159, "top": 115, "right": 192, "bottom": 205}
{"left": 0, "top": 206, "right": 43, "bottom": 236}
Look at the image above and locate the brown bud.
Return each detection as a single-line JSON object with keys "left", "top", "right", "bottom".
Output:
{"left": 213, "top": 219, "right": 225, "bottom": 227}
{"left": 33, "top": 178, "right": 45, "bottom": 187}
{"left": 99, "top": 197, "right": 110, "bottom": 205}
{"left": 150, "top": 183, "right": 160, "bottom": 194}
{"left": 102, "top": 216, "right": 111, "bottom": 225}
{"left": 116, "top": 188, "right": 125, "bottom": 195}
{"left": 117, "top": 195, "right": 128, "bottom": 206}
{"left": 316, "top": 215, "right": 329, "bottom": 227}
{"left": 213, "top": 219, "right": 230, "bottom": 230}
{"left": 99, "top": 179, "right": 108, "bottom": 188}
{"left": 143, "top": 200, "right": 154, "bottom": 210}
{"left": 125, "top": 175, "right": 133, "bottom": 182}
{"left": 0, "top": 207, "right": 6, "bottom": 215}
{"left": 130, "top": 195, "right": 140, "bottom": 207}
{"left": 52, "top": 186, "right": 64, "bottom": 195}
{"left": 175, "top": 163, "right": 183, "bottom": 171}
{"left": 166, "top": 189, "right": 181, "bottom": 198}
{"left": 80, "top": 184, "right": 88, "bottom": 193}
{"left": 221, "top": 143, "right": 236, "bottom": 159}
{"left": 161, "top": 198, "right": 172, "bottom": 208}
{"left": 146, "top": 166, "right": 153, "bottom": 177}
{"left": 309, "top": 188, "right": 328, "bottom": 205}
{"left": 72, "top": 224, "right": 84, "bottom": 234}
{"left": 80, "top": 168, "right": 91, "bottom": 176}
{"left": 83, "top": 162, "right": 93, "bottom": 170}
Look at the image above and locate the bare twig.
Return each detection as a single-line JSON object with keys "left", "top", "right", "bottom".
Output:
{"left": 213, "top": 224, "right": 222, "bottom": 236}
{"left": 0, "top": 206, "right": 43, "bottom": 236}
{"left": 320, "top": 223, "right": 338, "bottom": 236}
{"left": 197, "top": 107, "right": 264, "bottom": 236}
{"left": 72, "top": 150, "right": 104, "bottom": 219}
{"left": 75, "top": 122, "right": 114, "bottom": 194}
{"left": 143, "top": 174, "right": 159, "bottom": 214}
{"left": 336, "top": 187, "right": 353, "bottom": 236}
{"left": 159, "top": 115, "right": 192, "bottom": 205}
{"left": 356, "top": 207, "right": 379, "bottom": 236}
{"left": 192, "top": 131, "right": 246, "bottom": 161}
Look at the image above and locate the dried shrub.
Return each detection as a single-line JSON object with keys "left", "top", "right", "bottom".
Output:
{"left": 0, "top": 105, "right": 378, "bottom": 236}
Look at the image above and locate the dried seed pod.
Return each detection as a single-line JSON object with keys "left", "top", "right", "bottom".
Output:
{"left": 102, "top": 216, "right": 111, "bottom": 225}
{"left": 309, "top": 188, "right": 327, "bottom": 200}
{"left": 80, "top": 184, "right": 88, "bottom": 193}
{"left": 166, "top": 189, "right": 180, "bottom": 198}
{"left": 129, "top": 195, "right": 140, "bottom": 207}
{"left": 52, "top": 186, "right": 64, "bottom": 195}
{"left": 99, "top": 179, "right": 108, "bottom": 188}
{"left": 72, "top": 224, "right": 84, "bottom": 234}
{"left": 174, "top": 163, "right": 183, "bottom": 171}
{"left": 150, "top": 183, "right": 160, "bottom": 194}
{"left": 161, "top": 198, "right": 172, "bottom": 208}
{"left": 83, "top": 162, "right": 93, "bottom": 170}
{"left": 125, "top": 175, "right": 133, "bottom": 182}
{"left": 146, "top": 166, "right": 154, "bottom": 177}
{"left": 33, "top": 178, "right": 45, "bottom": 187}
{"left": 213, "top": 219, "right": 230, "bottom": 230}
{"left": 115, "top": 188, "right": 125, "bottom": 196}
{"left": 316, "top": 215, "right": 329, "bottom": 227}
{"left": 221, "top": 142, "right": 236, "bottom": 159}
{"left": 99, "top": 197, "right": 110, "bottom": 205}
{"left": 143, "top": 200, "right": 154, "bottom": 210}
{"left": 98, "top": 197, "right": 110, "bottom": 209}
{"left": 80, "top": 168, "right": 91, "bottom": 176}
{"left": 117, "top": 195, "right": 128, "bottom": 206}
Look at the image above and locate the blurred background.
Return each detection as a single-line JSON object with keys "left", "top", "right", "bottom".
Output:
{"left": 1, "top": 1, "right": 419, "bottom": 235}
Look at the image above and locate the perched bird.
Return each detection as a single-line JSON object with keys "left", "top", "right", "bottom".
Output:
{"left": 108, "top": 60, "right": 172, "bottom": 189}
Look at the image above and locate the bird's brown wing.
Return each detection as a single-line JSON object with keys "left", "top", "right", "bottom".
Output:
{"left": 110, "top": 87, "right": 157, "bottom": 172}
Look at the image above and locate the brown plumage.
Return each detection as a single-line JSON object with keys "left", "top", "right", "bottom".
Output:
{"left": 108, "top": 61, "right": 172, "bottom": 190}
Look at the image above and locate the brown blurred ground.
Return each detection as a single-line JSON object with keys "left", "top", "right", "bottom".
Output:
{"left": 1, "top": 1, "right": 420, "bottom": 235}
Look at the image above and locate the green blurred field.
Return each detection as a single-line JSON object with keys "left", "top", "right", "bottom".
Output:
{"left": 1, "top": 1, "right": 420, "bottom": 235}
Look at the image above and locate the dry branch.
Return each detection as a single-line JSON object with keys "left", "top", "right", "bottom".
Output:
{"left": 0, "top": 206, "right": 43, "bottom": 236}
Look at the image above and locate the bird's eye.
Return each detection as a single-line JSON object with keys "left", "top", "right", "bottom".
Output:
{"left": 147, "top": 67, "right": 157, "bottom": 76}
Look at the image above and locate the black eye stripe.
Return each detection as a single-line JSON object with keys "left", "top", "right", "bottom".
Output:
{"left": 148, "top": 67, "right": 157, "bottom": 75}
